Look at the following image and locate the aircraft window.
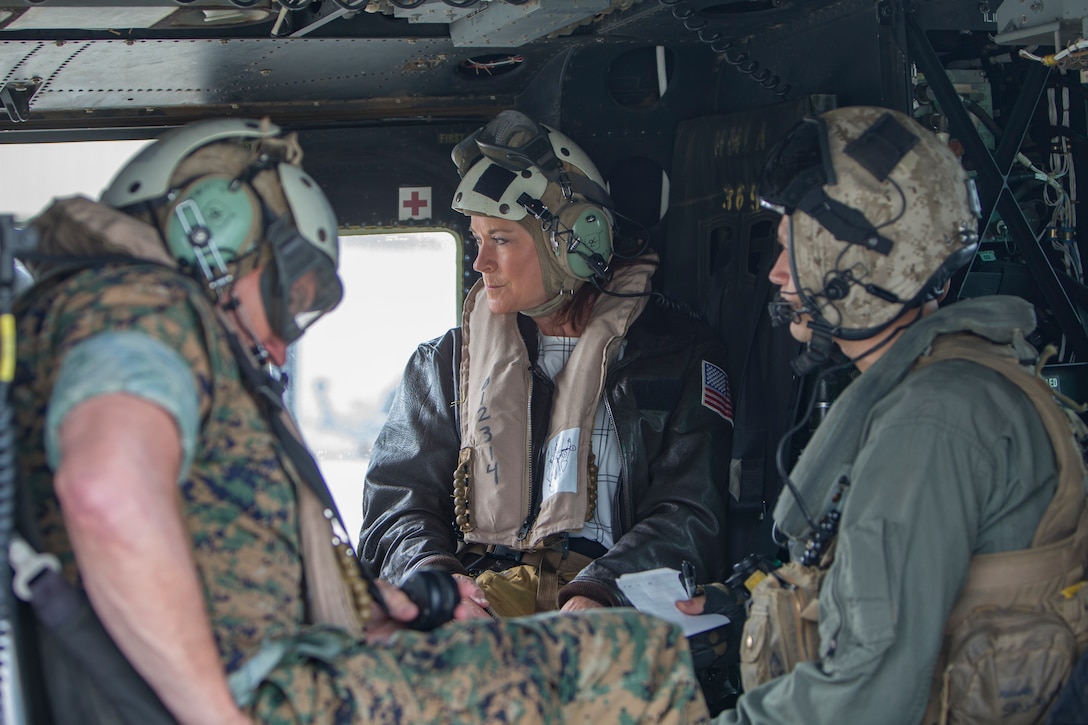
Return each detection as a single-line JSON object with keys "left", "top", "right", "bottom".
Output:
{"left": 0, "top": 141, "right": 458, "bottom": 544}
{"left": 0, "top": 139, "right": 151, "bottom": 220}
{"left": 288, "top": 231, "right": 457, "bottom": 540}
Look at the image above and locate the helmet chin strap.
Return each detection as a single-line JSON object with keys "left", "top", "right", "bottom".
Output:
{"left": 221, "top": 289, "right": 272, "bottom": 366}
{"left": 791, "top": 327, "right": 837, "bottom": 376}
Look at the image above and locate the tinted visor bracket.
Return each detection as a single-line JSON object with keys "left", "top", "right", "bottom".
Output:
{"left": 264, "top": 216, "right": 343, "bottom": 344}
{"left": 477, "top": 133, "right": 560, "bottom": 179}
{"left": 759, "top": 115, "right": 836, "bottom": 213}
{"left": 230, "top": 153, "right": 280, "bottom": 193}
{"left": 465, "top": 116, "right": 574, "bottom": 201}
{"left": 517, "top": 192, "right": 555, "bottom": 225}
{"left": 516, "top": 192, "right": 563, "bottom": 254}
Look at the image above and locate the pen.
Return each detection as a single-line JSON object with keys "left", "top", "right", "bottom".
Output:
{"left": 681, "top": 560, "right": 696, "bottom": 600}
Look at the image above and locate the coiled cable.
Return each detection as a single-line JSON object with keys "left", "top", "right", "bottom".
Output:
{"left": 658, "top": 0, "right": 790, "bottom": 97}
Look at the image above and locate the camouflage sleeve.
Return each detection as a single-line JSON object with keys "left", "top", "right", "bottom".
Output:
{"left": 45, "top": 329, "right": 201, "bottom": 483}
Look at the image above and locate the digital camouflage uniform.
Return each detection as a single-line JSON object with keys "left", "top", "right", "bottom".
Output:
{"left": 15, "top": 261, "right": 710, "bottom": 724}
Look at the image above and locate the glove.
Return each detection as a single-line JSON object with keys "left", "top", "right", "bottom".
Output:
{"left": 702, "top": 581, "right": 748, "bottom": 622}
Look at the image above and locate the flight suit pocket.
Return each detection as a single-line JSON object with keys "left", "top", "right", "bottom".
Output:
{"left": 821, "top": 518, "right": 898, "bottom": 673}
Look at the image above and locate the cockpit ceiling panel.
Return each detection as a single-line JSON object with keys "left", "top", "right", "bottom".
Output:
{"left": 0, "top": 37, "right": 548, "bottom": 113}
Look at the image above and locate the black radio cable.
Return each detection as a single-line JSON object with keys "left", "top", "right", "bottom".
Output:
{"left": 657, "top": 0, "right": 790, "bottom": 97}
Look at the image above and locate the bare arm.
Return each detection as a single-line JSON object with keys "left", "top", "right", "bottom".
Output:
{"left": 55, "top": 393, "right": 249, "bottom": 725}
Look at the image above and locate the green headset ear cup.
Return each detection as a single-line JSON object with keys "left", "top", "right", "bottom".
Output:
{"left": 557, "top": 202, "right": 613, "bottom": 280}
{"left": 165, "top": 175, "right": 261, "bottom": 266}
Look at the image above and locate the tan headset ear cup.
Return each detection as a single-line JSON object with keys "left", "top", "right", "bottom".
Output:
{"left": 164, "top": 175, "right": 262, "bottom": 267}
{"left": 554, "top": 201, "right": 614, "bottom": 281}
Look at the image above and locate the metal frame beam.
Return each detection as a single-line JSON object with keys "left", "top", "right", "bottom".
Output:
{"left": 876, "top": 0, "right": 912, "bottom": 113}
{"left": 905, "top": 12, "right": 1088, "bottom": 358}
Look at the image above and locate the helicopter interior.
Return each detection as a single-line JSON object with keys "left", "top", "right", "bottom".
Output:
{"left": 1, "top": 0, "right": 1087, "bottom": 720}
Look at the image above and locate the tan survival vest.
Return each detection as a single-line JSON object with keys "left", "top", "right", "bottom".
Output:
{"left": 740, "top": 333, "right": 1088, "bottom": 725}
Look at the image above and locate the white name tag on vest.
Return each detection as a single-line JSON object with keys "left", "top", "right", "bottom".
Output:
{"left": 542, "top": 427, "right": 580, "bottom": 500}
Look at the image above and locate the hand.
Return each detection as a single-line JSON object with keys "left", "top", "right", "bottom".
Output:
{"left": 451, "top": 573, "right": 493, "bottom": 620}
{"left": 365, "top": 579, "right": 417, "bottom": 643}
{"left": 560, "top": 595, "right": 605, "bottom": 612}
{"left": 679, "top": 582, "right": 747, "bottom": 620}
{"left": 675, "top": 593, "right": 706, "bottom": 616}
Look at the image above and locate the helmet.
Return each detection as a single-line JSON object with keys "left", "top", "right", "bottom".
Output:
{"left": 101, "top": 118, "right": 342, "bottom": 344}
{"left": 451, "top": 110, "right": 615, "bottom": 314}
{"left": 759, "top": 106, "right": 980, "bottom": 340}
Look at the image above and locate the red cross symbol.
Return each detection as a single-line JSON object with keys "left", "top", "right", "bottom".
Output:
{"left": 403, "top": 190, "right": 428, "bottom": 216}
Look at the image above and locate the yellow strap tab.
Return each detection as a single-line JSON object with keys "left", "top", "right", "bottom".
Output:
{"left": 745, "top": 571, "right": 767, "bottom": 592}
{"left": 0, "top": 313, "right": 14, "bottom": 382}
{"left": 1061, "top": 581, "right": 1086, "bottom": 599}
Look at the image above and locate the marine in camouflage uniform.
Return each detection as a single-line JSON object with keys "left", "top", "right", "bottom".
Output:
{"left": 14, "top": 120, "right": 710, "bottom": 724}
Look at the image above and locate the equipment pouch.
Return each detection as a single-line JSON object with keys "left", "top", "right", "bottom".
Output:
{"left": 939, "top": 606, "right": 1075, "bottom": 725}
{"left": 467, "top": 544, "right": 595, "bottom": 616}
{"left": 475, "top": 564, "right": 540, "bottom": 618}
{"left": 739, "top": 561, "right": 824, "bottom": 691}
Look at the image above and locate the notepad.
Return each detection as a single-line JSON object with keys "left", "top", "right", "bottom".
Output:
{"left": 616, "top": 567, "right": 730, "bottom": 637}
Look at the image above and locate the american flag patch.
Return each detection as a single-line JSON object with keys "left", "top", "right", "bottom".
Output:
{"left": 702, "top": 361, "right": 734, "bottom": 424}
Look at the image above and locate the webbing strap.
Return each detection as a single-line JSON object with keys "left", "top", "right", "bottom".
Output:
{"left": 213, "top": 307, "right": 371, "bottom": 634}
{"left": 535, "top": 549, "right": 594, "bottom": 613}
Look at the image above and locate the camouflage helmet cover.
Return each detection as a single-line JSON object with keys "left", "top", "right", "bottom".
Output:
{"left": 766, "top": 106, "right": 980, "bottom": 339}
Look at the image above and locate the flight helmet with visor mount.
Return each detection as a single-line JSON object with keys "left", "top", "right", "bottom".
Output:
{"left": 451, "top": 110, "right": 616, "bottom": 315}
{"left": 758, "top": 106, "right": 981, "bottom": 350}
{"left": 101, "top": 117, "right": 343, "bottom": 346}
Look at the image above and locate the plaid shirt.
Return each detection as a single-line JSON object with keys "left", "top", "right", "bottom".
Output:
{"left": 536, "top": 333, "right": 621, "bottom": 549}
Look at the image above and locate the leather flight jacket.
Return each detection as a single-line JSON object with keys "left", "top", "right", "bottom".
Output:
{"left": 360, "top": 299, "right": 734, "bottom": 607}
